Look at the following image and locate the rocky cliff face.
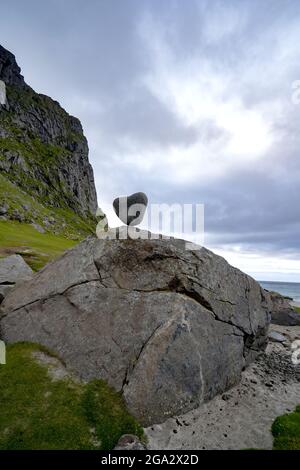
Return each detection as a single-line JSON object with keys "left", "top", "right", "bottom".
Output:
{"left": 0, "top": 45, "right": 97, "bottom": 220}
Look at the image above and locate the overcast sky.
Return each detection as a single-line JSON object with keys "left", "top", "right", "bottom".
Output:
{"left": 1, "top": 0, "right": 300, "bottom": 281}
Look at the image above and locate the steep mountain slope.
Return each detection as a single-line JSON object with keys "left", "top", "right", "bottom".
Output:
{"left": 0, "top": 45, "right": 98, "bottom": 237}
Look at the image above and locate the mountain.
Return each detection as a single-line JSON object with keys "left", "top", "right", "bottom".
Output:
{"left": 0, "top": 45, "right": 98, "bottom": 239}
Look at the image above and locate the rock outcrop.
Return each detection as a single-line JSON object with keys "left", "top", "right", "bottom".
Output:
{"left": 0, "top": 45, "right": 26, "bottom": 88}
{"left": 113, "top": 435, "right": 146, "bottom": 450}
{"left": 0, "top": 255, "right": 33, "bottom": 303}
{"left": 268, "top": 290, "right": 300, "bottom": 326}
{"left": 0, "top": 230, "right": 271, "bottom": 425}
{"left": 0, "top": 45, "right": 97, "bottom": 221}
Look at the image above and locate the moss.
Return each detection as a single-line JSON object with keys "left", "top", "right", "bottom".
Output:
{"left": 0, "top": 342, "right": 143, "bottom": 450}
{"left": 272, "top": 405, "right": 300, "bottom": 450}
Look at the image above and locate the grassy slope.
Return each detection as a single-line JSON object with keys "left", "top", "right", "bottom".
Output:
{"left": 272, "top": 406, "right": 300, "bottom": 450}
{"left": 0, "top": 220, "right": 76, "bottom": 270}
{"left": 0, "top": 343, "right": 143, "bottom": 450}
{"left": 294, "top": 307, "right": 300, "bottom": 314}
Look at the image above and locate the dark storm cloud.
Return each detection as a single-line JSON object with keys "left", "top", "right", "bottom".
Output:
{"left": 1, "top": 0, "right": 299, "bottom": 278}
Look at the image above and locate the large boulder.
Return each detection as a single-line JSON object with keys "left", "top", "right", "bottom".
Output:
{"left": 267, "top": 290, "right": 300, "bottom": 326}
{"left": 0, "top": 230, "right": 271, "bottom": 425}
{"left": 0, "top": 255, "right": 33, "bottom": 303}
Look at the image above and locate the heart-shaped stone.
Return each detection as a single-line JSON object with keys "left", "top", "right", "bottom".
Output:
{"left": 113, "top": 192, "right": 148, "bottom": 226}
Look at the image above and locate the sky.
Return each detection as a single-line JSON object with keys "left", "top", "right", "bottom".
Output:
{"left": 0, "top": 0, "right": 300, "bottom": 281}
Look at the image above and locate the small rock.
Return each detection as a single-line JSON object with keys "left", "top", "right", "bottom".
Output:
{"left": 0, "top": 255, "right": 33, "bottom": 284}
{"left": 11, "top": 209, "right": 24, "bottom": 222}
{"left": 113, "top": 192, "right": 148, "bottom": 226}
{"left": 113, "top": 434, "right": 146, "bottom": 450}
{"left": 268, "top": 331, "right": 286, "bottom": 343}
{"left": 95, "top": 207, "right": 108, "bottom": 233}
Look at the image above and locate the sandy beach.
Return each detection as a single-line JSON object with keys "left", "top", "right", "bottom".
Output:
{"left": 145, "top": 325, "right": 300, "bottom": 450}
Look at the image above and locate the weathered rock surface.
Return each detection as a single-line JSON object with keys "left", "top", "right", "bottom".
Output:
{"left": 0, "top": 44, "right": 97, "bottom": 217}
{"left": 0, "top": 231, "right": 271, "bottom": 425}
{"left": 268, "top": 290, "right": 300, "bottom": 326}
{"left": 0, "top": 255, "right": 33, "bottom": 303}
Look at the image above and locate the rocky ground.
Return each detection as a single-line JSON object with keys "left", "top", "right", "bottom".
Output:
{"left": 145, "top": 324, "right": 300, "bottom": 450}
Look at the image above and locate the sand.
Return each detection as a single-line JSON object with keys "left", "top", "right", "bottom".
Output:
{"left": 145, "top": 325, "right": 300, "bottom": 450}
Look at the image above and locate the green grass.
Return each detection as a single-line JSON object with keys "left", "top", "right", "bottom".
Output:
{"left": 294, "top": 307, "right": 300, "bottom": 314}
{"left": 0, "top": 220, "right": 77, "bottom": 270}
{"left": 0, "top": 173, "right": 96, "bottom": 239}
{"left": 0, "top": 342, "right": 143, "bottom": 450}
{"left": 272, "top": 405, "right": 300, "bottom": 450}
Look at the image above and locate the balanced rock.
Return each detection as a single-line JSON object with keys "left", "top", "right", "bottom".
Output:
{"left": 113, "top": 192, "right": 148, "bottom": 226}
{"left": 0, "top": 231, "right": 270, "bottom": 425}
{"left": 267, "top": 290, "right": 300, "bottom": 326}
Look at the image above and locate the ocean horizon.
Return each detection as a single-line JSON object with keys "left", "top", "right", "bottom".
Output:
{"left": 259, "top": 280, "right": 300, "bottom": 303}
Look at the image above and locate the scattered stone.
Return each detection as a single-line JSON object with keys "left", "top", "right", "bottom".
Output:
{"left": 31, "top": 223, "right": 45, "bottom": 234}
{"left": 0, "top": 254, "right": 33, "bottom": 285}
{"left": 0, "top": 204, "right": 8, "bottom": 215}
{"left": 114, "top": 434, "right": 146, "bottom": 450}
{"left": 268, "top": 290, "right": 300, "bottom": 326}
{"left": 113, "top": 192, "right": 148, "bottom": 226}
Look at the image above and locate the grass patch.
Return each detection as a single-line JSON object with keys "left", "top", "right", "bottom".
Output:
{"left": 0, "top": 173, "right": 96, "bottom": 240}
{"left": 272, "top": 405, "right": 300, "bottom": 450}
{"left": 294, "top": 307, "right": 300, "bottom": 314}
{"left": 0, "top": 342, "right": 143, "bottom": 450}
{"left": 0, "top": 220, "right": 76, "bottom": 270}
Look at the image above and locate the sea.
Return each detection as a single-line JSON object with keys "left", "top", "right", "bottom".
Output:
{"left": 259, "top": 281, "right": 300, "bottom": 303}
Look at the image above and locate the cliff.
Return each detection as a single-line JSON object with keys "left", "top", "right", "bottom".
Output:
{"left": 0, "top": 45, "right": 98, "bottom": 237}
